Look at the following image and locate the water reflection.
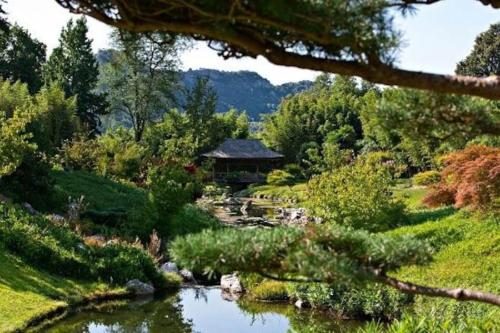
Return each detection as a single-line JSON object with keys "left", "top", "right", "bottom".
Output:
{"left": 45, "top": 288, "right": 359, "bottom": 333}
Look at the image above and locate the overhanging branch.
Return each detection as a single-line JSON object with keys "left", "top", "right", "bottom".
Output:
{"left": 54, "top": 0, "right": 500, "bottom": 100}
{"left": 375, "top": 273, "right": 500, "bottom": 306}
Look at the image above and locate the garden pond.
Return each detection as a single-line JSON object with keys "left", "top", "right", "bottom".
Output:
{"left": 45, "top": 287, "right": 361, "bottom": 333}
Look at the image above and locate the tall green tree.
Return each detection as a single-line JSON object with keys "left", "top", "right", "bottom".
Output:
{"left": 44, "top": 17, "right": 106, "bottom": 134}
{"left": 262, "top": 75, "right": 365, "bottom": 165}
{"left": 184, "top": 76, "right": 217, "bottom": 151}
{"left": 456, "top": 22, "right": 499, "bottom": 77}
{"left": 100, "top": 30, "right": 180, "bottom": 142}
{"left": 0, "top": 24, "right": 46, "bottom": 93}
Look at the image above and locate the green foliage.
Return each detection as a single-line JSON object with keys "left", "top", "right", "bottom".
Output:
{"left": 300, "top": 141, "right": 353, "bottom": 176}
{"left": 30, "top": 84, "right": 78, "bottom": 155}
{"left": 0, "top": 24, "right": 46, "bottom": 93}
{"left": 0, "top": 202, "right": 165, "bottom": 288}
{"left": 238, "top": 182, "right": 308, "bottom": 202}
{"left": 250, "top": 280, "right": 289, "bottom": 301}
{"left": 288, "top": 282, "right": 411, "bottom": 320}
{"left": 262, "top": 75, "right": 365, "bottom": 165}
{"left": 358, "top": 315, "right": 497, "bottom": 333}
{"left": 148, "top": 163, "right": 198, "bottom": 218}
{"left": 386, "top": 212, "right": 500, "bottom": 330}
{"left": 306, "top": 160, "right": 406, "bottom": 231}
{"left": 266, "top": 169, "right": 295, "bottom": 185}
{"left": 0, "top": 80, "right": 35, "bottom": 176}
{"left": 170, "top": 224, "right": 432, "bottom": 285}
{"left": 456, "top": 22, "right": 499, "bottom": 77}
{"left": 412, "top": 170, "right": 441, "bottom": 186}
{"left": 0, "top": 249, "right": 115, "bottom": 333}
{"left": 59, "top": 135, "right": 99, "bottom": 171}
{"left": 163, "top": 272, "right": 183, "bottom": 290}
{"left": 0, "top": 203, "right": 91, "bottom": 278}
{"left": 89, "top": 243, "right": 164, "bottom": 287}
{"left": 360, "top": 88, "right": 499, "bottom": 169}
{"left": 43, "top": 17, "right": 106, "bottom": 133}
{"left": 95, "top": 128, "right": 146, "bottom": 180}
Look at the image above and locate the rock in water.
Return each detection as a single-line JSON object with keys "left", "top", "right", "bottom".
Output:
{"left": 126, "top": 279, "right": 155, "bottom": 296}
{"left": 180, "top": 269, "right": 197, "bottom": 283}
{"left": 294, "top": 299, "right": 309, "bottom": 309}
{"left": 220, "top": 273, "right": 245, "bottom": 294}
{"left": 160, "top": 262, "right": 179, "bottom": 274}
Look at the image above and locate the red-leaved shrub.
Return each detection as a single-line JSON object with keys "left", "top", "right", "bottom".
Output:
{"left": 423, "top": 145, "right": 500, "bottom": 211}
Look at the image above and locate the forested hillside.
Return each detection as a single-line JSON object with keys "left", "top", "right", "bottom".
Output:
{"left": 181, "top": 69, "right": 312, "bottom": 120}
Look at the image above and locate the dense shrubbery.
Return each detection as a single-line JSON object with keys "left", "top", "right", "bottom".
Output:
{"left": 266, "top": 169, "right": 295, "bottom": 185}
{"left": 0, "top": 203, "right": 90, "bottom": 277}
{"left": 95, "top": 128, "right": 147, "bottom": 181}
{"left": 288, "top": 283, "right": 412, "bottom": 320}
{"left": 59, "top": 135, "right": 99, "bottom": 170}
{"left": 88, "top": 243, "right": 165, "bottom": 287}
{"left": 0, "top": 203, "right": 167, "bottom": 288}
{"left": 412, "top": 170, "right": 441, "bottom": 186}
{"left": 424, "top": 145, "right": 500, "bottom": 211}
{"left": 306, "top": 160, "right": 406, "bottom": 231}
{"left": 149, "top": 163, "right": 201, "bottom": 218}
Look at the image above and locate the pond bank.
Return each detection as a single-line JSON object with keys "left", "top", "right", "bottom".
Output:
{"left": 0, "top": 250, "right": 130, "bottom": 333}
{"left": 26, "top": 290, "right": 132, "bottom": 332}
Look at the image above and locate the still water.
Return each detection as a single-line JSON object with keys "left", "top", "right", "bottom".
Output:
{"left": 45, "top": 288, "right": 360, "bottom": 333}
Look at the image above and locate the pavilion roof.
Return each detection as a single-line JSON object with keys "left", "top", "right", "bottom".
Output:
{"left": 202, "top": 139, "right": 284, "bottom": 159}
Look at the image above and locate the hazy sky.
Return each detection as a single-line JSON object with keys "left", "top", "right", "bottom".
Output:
{"left": 5, "top": 0, "right": 499, "bottom": 85}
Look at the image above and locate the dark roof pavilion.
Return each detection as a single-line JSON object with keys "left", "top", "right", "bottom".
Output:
{"left": 202, "top": 139, "right": 284, "bottom": 184}
{"left": 202, "top": 139, "right": 283, "bottom": 159}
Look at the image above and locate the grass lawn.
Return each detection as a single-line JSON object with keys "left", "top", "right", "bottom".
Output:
{"left": 0, "top": 250, "right": 119, "bottom": 333}
{"left": 51, "top": 170, "right": 149, "bottom": 213}
{"left": 384, "top": 185, "right": 500, "bottom": 328}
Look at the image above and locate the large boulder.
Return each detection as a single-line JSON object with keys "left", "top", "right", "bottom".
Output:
{"left": 220, "top": 273, "right": 245, "bottom": 294}
{"left": 126, "top": 279, "right": 155, "bottom": 296}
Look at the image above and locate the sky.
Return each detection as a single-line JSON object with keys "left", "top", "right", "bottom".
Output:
{"left": 4, "top": 0, "right": 499, "bottom": 85}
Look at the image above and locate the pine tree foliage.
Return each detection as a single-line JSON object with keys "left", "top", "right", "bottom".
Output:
{"left": 456, "top": 22, "right": 500, "bottom": 77}
{"left": 170, "top": 225, "right": 432, "bottom": 284}
{"left": 0, "top": 24, "right": 46, "bottom": 93}
{"left": 44, "top": 18, "right": 106, "bottom": 134}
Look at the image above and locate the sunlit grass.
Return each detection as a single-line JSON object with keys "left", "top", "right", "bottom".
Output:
{"left": 0, "top": 250, "right": 117, "bottom": 332}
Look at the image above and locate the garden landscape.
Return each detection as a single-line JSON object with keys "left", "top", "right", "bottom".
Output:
{"left": 0, "top": 0, "right": 499, "bottom": 332}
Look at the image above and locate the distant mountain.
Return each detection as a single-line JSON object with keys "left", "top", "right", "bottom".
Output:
{"left": 97, "top": 49, "right": 313, "bottom": 122}
{"left": 181, "top": 69, "right": 313, "bottom": 120}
